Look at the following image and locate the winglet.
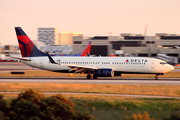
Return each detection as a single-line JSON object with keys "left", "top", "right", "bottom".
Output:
{"left": 9, "top": 56, "right": 31, "bottom": 61}
{"left": 87, "top": 52, "right": 91, "bottom": 57}
{"left": 46, "top": 52, "right": 57, "bottom": 64}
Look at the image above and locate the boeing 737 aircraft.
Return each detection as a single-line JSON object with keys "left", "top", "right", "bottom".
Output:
{"left": 12, "top": 27, "right": 174, "bottom": 80}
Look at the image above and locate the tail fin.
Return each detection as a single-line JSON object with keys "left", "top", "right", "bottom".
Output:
{"left": 15, "top": 27, "right": 47, "bottom": 57}
{"left": 80, "top": 41, "right": 91, "bottom": 56}
{"left": 73, "top": 41, "right": 92, "bottom": 56}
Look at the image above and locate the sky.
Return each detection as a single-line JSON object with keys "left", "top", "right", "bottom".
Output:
{"left": 1, "top": 0, "right": 180, "bottom": 45}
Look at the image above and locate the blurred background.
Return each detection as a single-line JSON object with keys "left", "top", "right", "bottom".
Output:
{"left": 1, "top": 0, "right": 180, "bottom": 65}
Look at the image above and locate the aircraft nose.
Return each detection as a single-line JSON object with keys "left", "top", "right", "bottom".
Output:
{"left": 167, "top": 65, "right": 174, "bottom": 72}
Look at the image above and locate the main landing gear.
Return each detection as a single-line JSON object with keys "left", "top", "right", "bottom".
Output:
{"left": 86, "top": 74, "right": 92, "bottom": 79}
{"left": 86, "top": 74, "right": 98, "bottom": 79}
{"left": 93, "top": 74, "right": 98, "bottom": 79}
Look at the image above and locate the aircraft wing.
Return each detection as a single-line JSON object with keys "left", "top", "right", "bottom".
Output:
{"left": 67, "top": 64, "right": 98, "bottom": 73}
{"left": 9, "top": 56, "right": 31, "bottom": 61}
{"left": 47, "top": 52, "right": 98, "bottom": 73}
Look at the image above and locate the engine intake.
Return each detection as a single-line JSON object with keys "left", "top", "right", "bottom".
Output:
{"left": 94, "top": 69, "right": 114, "bottom": 77}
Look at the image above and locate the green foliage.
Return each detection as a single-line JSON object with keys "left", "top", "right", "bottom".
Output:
{"left": 16, "top": 88, "right": 44, "bottom": 104}
{"left": 85, "top": 100, "right": 145, "bottom": 109}
{"left": 143, "top": 111, "right": 151, "bottom": 120}
{"left": 137, "top": 113, "right": 143, "bottom": 120}
{"left": 51, "top": 94, "right": 74, "bottom": 107}
{"left": 123, "top": 115, "right": 129, "bottom": 120}
{"left": 127, "top": 111, "right": 157, "bottom": 120}
{"left": 2, "top": 89, "right": 94, "bottom": 120}
{"left": 0, "top": 94, "right": 10, "bottom": 119}
{"left": 0, "top": 111, "right": 9, "bottom": 120}
{"left": 38, "top": 96, "right": 76, "bottom": 120}
{"left": 0, "top": 95, "right": 10, "bottom": 114}
{"left": 171, "top": 111, "right": 180, "bottom": 120}
{"left": 75, "top": 112, "right": 94, "bottom": 120}
{"left": 130, "top": 113, "right": 138, "bottom": 120}
{"left": 10, "top": 99, "right": 40, "bottom": 120}
{"left": 0, "top": 94, "right": 3, "bottom": 100}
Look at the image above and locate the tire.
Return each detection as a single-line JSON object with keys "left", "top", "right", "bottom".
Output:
{"left": 93, "top": 75, "right": 98, "bottom": 79}
{"left": 87, "top": 75, "right": 92, "bottom": 79}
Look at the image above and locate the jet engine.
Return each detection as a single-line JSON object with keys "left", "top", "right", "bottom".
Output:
{"left": 94, "top": 69, "right": 114, "bottom": 77}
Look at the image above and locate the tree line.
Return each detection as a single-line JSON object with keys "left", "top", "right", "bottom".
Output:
{"left": 0, "top": 89, "right": 94, "bottom": 120}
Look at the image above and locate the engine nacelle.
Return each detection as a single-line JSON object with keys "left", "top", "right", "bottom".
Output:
{"left": 94, "top": 69, "right": 114, "bottom": 77}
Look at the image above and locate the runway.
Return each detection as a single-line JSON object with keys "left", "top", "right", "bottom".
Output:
{"left": 0, "top": 77, "right": 180, "bottom": 85}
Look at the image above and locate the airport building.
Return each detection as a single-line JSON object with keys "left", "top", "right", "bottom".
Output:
{"left": 38, "top": 27, "right": 83, "bottom": 46}
{"left": 33, "top": 40, "right": 72, "bottom": 55}
{"left": 38, "top": 27, "right": 60, "bottom": 45}
{"left": 0, "top": 45, "right": 20, "bottom": 56}
{"left": 72, "top": 33, "right": 180, "bottom": 58}
{"left": 59, "top": 32, "right": 83, "bottom": 45}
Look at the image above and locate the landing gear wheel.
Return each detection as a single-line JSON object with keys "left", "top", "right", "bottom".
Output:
{"left": 93, "top": 75, "right": 98, "bottom": 79}
{"left": 86, "top": 75, "right": 92, "bottom": 79}
{"left": 155, "top": 76, "right": 158, "bottom": 80}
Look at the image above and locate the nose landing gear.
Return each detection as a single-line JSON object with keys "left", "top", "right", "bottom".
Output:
{"left": 155, "top": 73, "right": 164, "bottom": 80}
{"left": 155, "top": 75, "right": 158, "bottom": 80}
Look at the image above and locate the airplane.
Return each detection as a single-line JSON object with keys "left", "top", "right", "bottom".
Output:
{"left": 59, "top": 41, "right": 91, "bottom": 56}
{"left": 157, "top": 53, "right": 178, "bottom": 65}
{"left": 11, "top": 27, "right": 174, "bottom": 80}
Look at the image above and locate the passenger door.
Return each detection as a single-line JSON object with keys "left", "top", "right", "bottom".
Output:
{"left": 151, "top": 60, "right": 155, "bottom": 69}
{"left": 40, "top": 59, "right": 44, "bottom": 68}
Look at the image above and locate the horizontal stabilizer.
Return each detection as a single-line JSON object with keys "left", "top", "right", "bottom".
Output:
{"left": 9, "top": 56, "right": 31, "bottom": 61}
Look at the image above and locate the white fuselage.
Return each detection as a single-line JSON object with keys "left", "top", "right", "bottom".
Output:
{"left": 21, "top": 56, "right": 174, "bottom": 74}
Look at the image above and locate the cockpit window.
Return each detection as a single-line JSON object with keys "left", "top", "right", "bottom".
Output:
{"left": 160, "top": 62, "right": 167, "bottom": 65}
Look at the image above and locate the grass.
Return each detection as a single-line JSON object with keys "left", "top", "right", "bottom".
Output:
{"left": 1, "top": 83, "right": 180, "bottom": 97}
{"left": 73, "top": 97, "right": 180, "bottom": 120}
{"left": 63, "top": 95, "right": 180, "bottom": 119}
